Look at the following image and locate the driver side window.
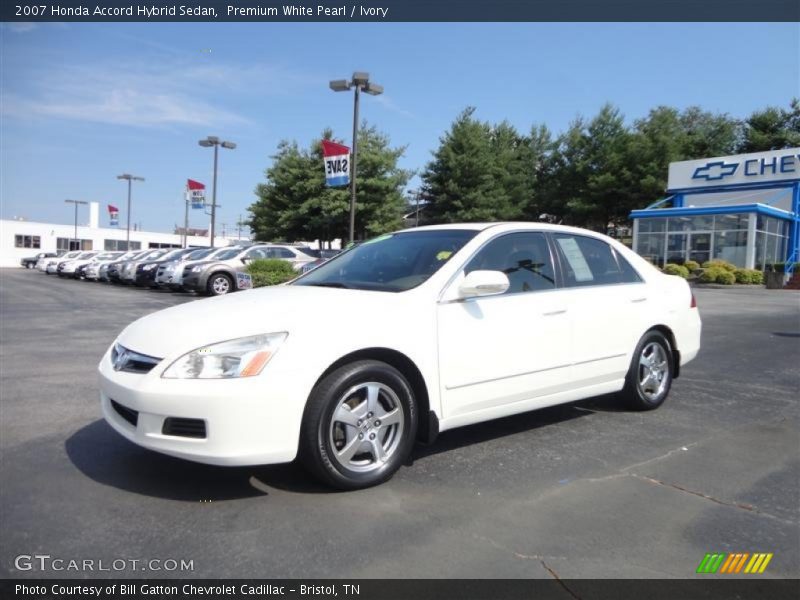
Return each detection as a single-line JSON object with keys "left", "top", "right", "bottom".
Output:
{"left": 465, "top": 232, "right": 556, "bottom": 294}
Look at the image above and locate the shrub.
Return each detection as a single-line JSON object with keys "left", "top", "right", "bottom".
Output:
{"left": 698, "top": 267, "right": 724, "bottom": 283}
{"left": 771, "top": 262, "right": 800, "bottom": 273}
{"left": 715, "top": 270, "right": 736, "bottom": 285}
{"left": 683, "top": 260, "right": 700, "bottom": 272}
{"left": 663, "top": 263, "right": 690, "bottom": 278}
{"left": 748, "top": 269, "right": 764, "bottom": 285}
{"left": 701, "top": 259, "right": 736, "bottom": 272}
{"left": 245, "top": 259, "right": 297, "bottom": 288}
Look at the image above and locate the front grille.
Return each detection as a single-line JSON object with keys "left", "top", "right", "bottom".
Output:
{"left": 110, "top": 399, "right": 138, "bottom": 427}
{"left": 111, "top": 344, "right": 162, "bottom": 374}
{"left": 162, "top": 418, "right": 207, "bottom": 439}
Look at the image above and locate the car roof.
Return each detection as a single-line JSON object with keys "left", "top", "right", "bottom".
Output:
{"left": 395, "top": 222, "right": 607, "bottom": 235}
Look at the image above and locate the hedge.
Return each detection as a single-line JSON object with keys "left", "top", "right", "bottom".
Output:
{"left": 663, "top": 263, "right": 690, "bottom": 278}
{"left": 683, "top": 260, "right": 700, "bottom": 272}
{"left": 245, "top": 259, "right": 297, "bottom": 288}
{"left": 733, "top": 268, "right": 764, "bottom": 285}
{"left": 701, "top": 259, "right": 736, "bottom": 272}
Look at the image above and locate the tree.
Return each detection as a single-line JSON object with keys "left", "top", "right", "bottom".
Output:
{"left": 739, "top": 99, "right": 800, "bottom": 152}
{"left": 421, "top": 108, "right": 529, "bottom": 223}
{"left": 248, "top": 125, "right": 410, "bottom": 244}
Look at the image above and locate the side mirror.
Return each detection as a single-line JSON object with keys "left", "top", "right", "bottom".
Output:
{"left": 458, "top": 270, "right": 510, "bottom": 298}
{"left": 241, "top": 257, "right": 252, "bottom": 265}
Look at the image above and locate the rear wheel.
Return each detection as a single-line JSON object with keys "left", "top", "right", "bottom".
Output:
{"left": 206, "top": 273, "right": 233, "bottom": 296}
{"left": 300, "top": 360, "right": 417, "bottom": 490}
{"left": 620, "top": 330, "right": 674, "bottom": 410}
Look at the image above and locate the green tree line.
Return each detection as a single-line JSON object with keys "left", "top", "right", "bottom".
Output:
{"left": 249, "top": 99, "right": 800, "bottom": 242}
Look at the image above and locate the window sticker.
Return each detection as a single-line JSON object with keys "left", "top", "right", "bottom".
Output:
{"left": 557, "top": 237, "right": 594, "bottom": 282}
{"left": 436, "top": 250, "right": 453, "bottom": 261}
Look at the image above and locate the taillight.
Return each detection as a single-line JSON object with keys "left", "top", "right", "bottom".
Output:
{"left": 690, "top": 291, "right": 697, "bottom": 308}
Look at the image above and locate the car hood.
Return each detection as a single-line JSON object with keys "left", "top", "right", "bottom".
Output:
{"left": 116, "top": 285, "right": 403, "bottom": 359}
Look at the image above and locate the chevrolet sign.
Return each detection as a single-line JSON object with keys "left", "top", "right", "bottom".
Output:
{"left": 668, "top": 148, "right": 800, "bottom": 191}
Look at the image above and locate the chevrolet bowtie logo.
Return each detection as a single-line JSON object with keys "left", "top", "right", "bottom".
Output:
{"left": 692, "top": 161, "right": 739, "bottom": 181}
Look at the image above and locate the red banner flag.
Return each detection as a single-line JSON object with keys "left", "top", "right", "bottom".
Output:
{"left": 187, "top": 179, "right": 205, "bottom": 190}
{"left": 107, "top": 204, "right": 119, "bottom": 213}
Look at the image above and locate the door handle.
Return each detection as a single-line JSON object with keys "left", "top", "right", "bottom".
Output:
{"left": 631, "top": 297, "right": 648, "bottom": 303}
{"left": 542, "top": 309, "right": 567, "bottom": 316}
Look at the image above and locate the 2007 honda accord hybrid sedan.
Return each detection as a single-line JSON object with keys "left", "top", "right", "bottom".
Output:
{"left": 99, "top": 223, "right": 701, "bottom": 489}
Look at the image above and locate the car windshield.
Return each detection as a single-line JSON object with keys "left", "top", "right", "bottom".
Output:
{"left": 78, "top": 252, "right": 95, "bottom": 259}
{"left": 186, "top": 248, "right": 214, "bottom": 260}
{"left": 213, "top": 248, "right": 242, "bottom": 260}
{"left": 95, "top": 253, "right": 119, "bottom": 260}
{"left": 293, "top": 229, "right": 478, "bottom": 292}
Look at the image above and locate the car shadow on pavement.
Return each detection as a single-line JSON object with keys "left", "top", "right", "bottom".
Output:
{"left": 410, "top": 393, "right": 624, "bottom": 463}
{"left": 65, "top": 420, "right": 334, "bottom": 501}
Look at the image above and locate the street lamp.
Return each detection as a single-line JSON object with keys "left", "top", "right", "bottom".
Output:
{"left": 198, "top": 136, "right": 236, "bottom": 248}
{"left": 64, "top": 199, "right": 88, "bottom": 250}
{"left": 116, "top": 173, "right": 145, "bottom": 250}
{"left": 329, "top": 71, "right": 383, "bottom": 244}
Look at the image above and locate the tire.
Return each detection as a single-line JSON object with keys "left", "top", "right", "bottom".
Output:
{"left": 620, "top": 330, "right": 674, "bottom": 411}
{"left": 26, "top": 263, "right": 34, "bottom": 269}
{"left": 300, "top": 360, "right": 418, "bottom": 490}
{"left": 206, "top": 272, "right": 233, "bottom": 296}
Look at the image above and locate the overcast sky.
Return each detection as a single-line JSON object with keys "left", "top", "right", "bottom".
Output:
{"left": 1, "top": 22, "right": 798, "bottom": 233}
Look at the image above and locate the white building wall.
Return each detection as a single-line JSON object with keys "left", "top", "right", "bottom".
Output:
{"left": 0, "top": 219, "right": 243, "bottom": 268}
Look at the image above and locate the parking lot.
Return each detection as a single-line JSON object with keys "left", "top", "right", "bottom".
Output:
{"left": 0, "top": 268, "right": 798, "bottom": 579}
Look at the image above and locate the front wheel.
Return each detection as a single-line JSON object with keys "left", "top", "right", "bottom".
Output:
{"left": 206, "top": 273, "right": 233, "bottom": 296}
{"left": 300, "top": 360, "right": 417, "bottom": 490}
{"left": 620, "top": 330, "right": 674, "bottom": 411}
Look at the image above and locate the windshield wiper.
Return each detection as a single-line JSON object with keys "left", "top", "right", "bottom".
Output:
{"left": 302, "top": 282, "right": 350, "bottom": 289}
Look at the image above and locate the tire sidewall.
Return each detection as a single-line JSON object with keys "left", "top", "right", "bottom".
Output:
{"left": 310, "top": 362, "right": 417, "bottom": 489}
{"left": 627, "top": 331, "right": 674, "bottom": 409}
{"left": 207, "top": 273, "right": 232, "bottom": 296}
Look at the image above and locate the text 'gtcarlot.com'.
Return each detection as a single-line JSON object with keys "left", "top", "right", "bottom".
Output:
{"left": 13, "top": 554, "right": 194, "bottom": 572}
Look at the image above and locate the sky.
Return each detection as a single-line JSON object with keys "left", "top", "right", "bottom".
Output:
{"left": 1, "top": 22, "right": 798, "bottom": 234}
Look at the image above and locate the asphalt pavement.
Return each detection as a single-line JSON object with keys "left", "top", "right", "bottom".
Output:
{"left": 1, "top": 269, "right": 798, "bottom": 579}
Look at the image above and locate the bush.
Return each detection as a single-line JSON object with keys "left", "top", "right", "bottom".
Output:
{"left": 698, "top": 267, "right": 724, "bottom": 283}
{"left": 663, "top": 263, "right": 690, "bottom": 278}
{"left": 683, "top": 260, "right": 700, "bottom": 272}
{"left": 715, "top": 270, "right": 736, "bottom": 285}
{"left": 733, "top": 268, "right": 765, "bottom": 285}
{"left": 771, "top": 262, "right": 800, "bottom": 273}
{"left": 701, "top": 259, "right": 736, "bottom": 272}
{"left": 748, "top": 269, "right": 764, "bottom": 285}
{"left": 245, "top": 259, "right": 297, "bottom": 288}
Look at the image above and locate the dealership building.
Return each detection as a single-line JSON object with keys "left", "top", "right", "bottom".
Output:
{"left": 631, "top": 147, "right": 800, "bottom": 271}
{"left": 0, "top": 201, "right": 242, "bottom": 268}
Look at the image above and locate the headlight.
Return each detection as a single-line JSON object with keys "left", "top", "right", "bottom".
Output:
{"left": 191, "top": 265, "right": 204, "bottom": 272}
{"left": 161, "top": 333, "right": 288, "bottom": 379}
{"left": 143, "top": 264, "right": 156, "bottom": 271}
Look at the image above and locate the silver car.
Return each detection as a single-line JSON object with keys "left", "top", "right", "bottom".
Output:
{"left": 119, "top": 249, "right": 170, "bottom": 284}
{"left": 155, "top": 247, "right": 219, "bottom": 288}
{"left": 180, "top": 245, "right": 273, "bottom": 296}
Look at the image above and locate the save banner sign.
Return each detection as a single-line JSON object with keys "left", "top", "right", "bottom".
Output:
{"left": 322, "top": 140, "right": 350, "bottom": 187}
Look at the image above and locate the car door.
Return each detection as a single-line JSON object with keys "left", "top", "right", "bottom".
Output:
{"left": 550, "top": 233, "right": 648, "bottom": 388}
{"left": 437, "top": 231, "right": 572, "bottom": 420}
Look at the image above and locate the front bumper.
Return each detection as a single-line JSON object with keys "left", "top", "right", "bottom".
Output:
{"left": 98, "top": 346, "right": 306, "bottom": 466}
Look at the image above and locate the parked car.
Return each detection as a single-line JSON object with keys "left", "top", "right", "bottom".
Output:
{"left": 119, "top": 249, "right": 171, "bottom": 284}
{"left": 134, "top": 248, "right": 198, "bottom": 288}
{"left": 42, "top": 251, "right": 82, "bottom": 273}
{"left": 83, "top": 252, "right": 130, "bottom": 281}
{"left": 57, "top": 251, "right": 98, "bottom": 277}
{"left": 99, "top": 223, "right": 702, "bottom": 490}
{"left": 299, "top": 249, "right": 343, "bottom": 274}
{"left": 166, "top": 246, "right": 244, "bottom": 291}
{"left": 21, "top": 252, "right": 60, "bottom": 269}
{"left": 107, "top": 250, "right": 152, "bottom": 283}
{"left": 181, "top": 245, "right": 273, "bottom": 296}
{"left": 155, "top": 247, "right": 218, "bottom": 288}
{"left": 261, "top": 244, "right": 318, "bottom": 271}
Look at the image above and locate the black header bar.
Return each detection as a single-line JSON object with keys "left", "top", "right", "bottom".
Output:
{"left": 2, "top": 0, "right": 799, "bottom": 22}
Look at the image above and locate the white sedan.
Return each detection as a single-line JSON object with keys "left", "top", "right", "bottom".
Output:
{"left": 99, "top": 223, "right": 701, "bottom": 489}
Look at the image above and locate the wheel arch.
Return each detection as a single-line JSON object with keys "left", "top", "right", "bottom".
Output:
{"left": 648, "top": 324, "right": 681, "bottom": 378}
{"left": 312, "top": 347, "right": 436, "bottom": 444}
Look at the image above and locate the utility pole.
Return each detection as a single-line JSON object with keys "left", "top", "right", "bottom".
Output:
{"left": 116, "top": 173, "right": 144, "bottom": 250}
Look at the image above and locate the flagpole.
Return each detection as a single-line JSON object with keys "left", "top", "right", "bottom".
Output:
{"left": 183, "top": 188, "right": 190, "bottom": 248}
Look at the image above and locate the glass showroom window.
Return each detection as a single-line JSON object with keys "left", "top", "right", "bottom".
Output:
{"left": 634, "top": 218, "right": 666, "bottom": 266}
{"left": 754, "top": 216, "right": 790, "bottom": 270}
{"left": 14, "top": 235, "right": 41, "bottom": 249}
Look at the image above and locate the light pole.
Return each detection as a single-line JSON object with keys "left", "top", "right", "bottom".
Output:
{"left": 329, "top": 72, "right": 383, "bottom": 245}
{"left": 117, "top": 173, "right": 144, "bottom": 250}
{"left": 198, "top": 136, "right": 236, "bottom": 247}
{"left": 64, "top": 199, "right": 88, "bottom": 250}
